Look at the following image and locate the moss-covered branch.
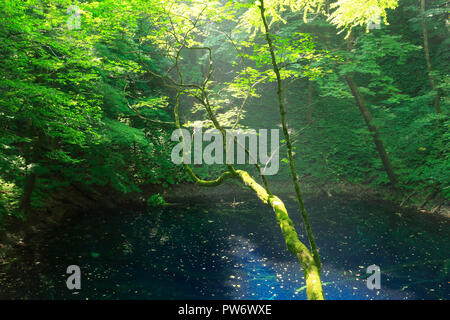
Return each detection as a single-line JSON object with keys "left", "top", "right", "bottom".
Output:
{"left": 235, "top": 170, "right": 324, "bottom": 300}
{"left": 167, "top": 11, "right": 323, "bottom": 299}
{"left": 173, "top": 93, "right": 324, "bottom": 298}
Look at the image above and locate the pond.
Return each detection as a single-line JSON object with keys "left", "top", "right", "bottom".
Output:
{"left": 0, "top": 196, "right": 449, "bottom": 300}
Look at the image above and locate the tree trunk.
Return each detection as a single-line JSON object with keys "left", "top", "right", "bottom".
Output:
{"left": 258, "top": 0, "right": 322, "bottom": 271}
{"left": 420, "top": 0, "right": 441, "bottom": 113}
{"left": 345, "top": 75, "right": 398, "bottom": 185}
{"left": 18, "top": 121, "right": 41, "bottom": 214}
{"left": 19, "top": 140, "right": 39, "bottom": 214}
{"left": 236, "top": 170, "right": 323, "bottom": 300}
{"left": 19, "top": 171, "right": 36, "bottom": 214}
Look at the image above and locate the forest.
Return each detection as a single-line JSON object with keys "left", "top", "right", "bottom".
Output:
{"left": 0, "top": 0, "right": 448, "bottom": 301}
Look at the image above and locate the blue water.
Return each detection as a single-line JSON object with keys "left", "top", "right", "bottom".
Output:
{"left": 1, "top": 197, "right": 449, "bottom": 299}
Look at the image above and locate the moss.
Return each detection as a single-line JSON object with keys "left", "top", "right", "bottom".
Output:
{"left": 235, "top": 170, "right": 324, "bottom": 300}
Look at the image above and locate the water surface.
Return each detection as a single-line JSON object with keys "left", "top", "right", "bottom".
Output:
{"left": 1, "top": 197, "right": 448, "bottom": 299}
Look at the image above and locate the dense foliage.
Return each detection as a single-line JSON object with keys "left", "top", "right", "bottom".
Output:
{"left": 0, "top": 0, "right": 448, "bottom": 223}
{"left": 0, "top": 0, "right": 180, "bottom": 219}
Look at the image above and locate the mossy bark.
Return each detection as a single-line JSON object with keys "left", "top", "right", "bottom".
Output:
{"left": 236, "top": 170, "right": 324, "bottom": 300}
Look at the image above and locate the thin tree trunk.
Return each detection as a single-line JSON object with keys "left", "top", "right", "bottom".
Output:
{"left": 258, "top": 0, "right": 322, "bottom": 271}
{"left": 345, "top": 75, "right": 398, "bottom": 185}
{"left": 19, "top": 170, "right": 36, "bottom": 214}
{"left": 19, "top": 140, "right": 39, "bottom": 214}
{"left": 18, "top": 121, "right": 40, "bottom": 214}
{"left": 421, "top": 0, "right": 441, "bottom": 113}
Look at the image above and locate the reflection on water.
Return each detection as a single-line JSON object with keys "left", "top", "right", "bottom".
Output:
{"left": 0, "top": 197, "right": 448, "bottom": 300}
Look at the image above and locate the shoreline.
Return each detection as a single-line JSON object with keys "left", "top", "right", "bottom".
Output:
{"left": 0, "top": 180, "right": 448, "bottom": 269}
